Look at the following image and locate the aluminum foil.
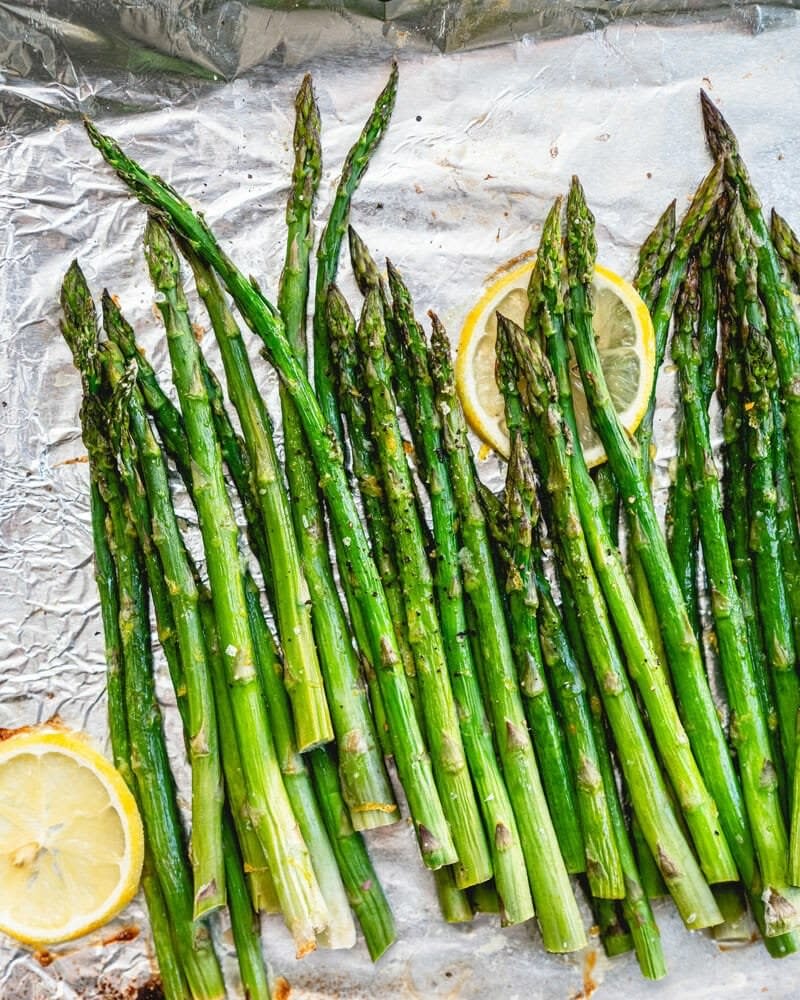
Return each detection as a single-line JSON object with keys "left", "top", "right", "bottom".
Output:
{"left": 3, "top": 4, "right": 800, "bottom": 998}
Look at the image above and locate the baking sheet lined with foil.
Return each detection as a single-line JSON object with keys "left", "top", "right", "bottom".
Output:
{"left": 3, "top": 5, "right": 800, "bottom": 998}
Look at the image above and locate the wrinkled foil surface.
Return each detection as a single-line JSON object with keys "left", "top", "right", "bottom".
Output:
{"left": 3, "top": 4, "right": 800, "bottom": 998}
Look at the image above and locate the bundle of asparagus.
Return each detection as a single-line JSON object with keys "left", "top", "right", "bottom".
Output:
{"left": 57, "top": 62, "right": 800, "bottom": 993}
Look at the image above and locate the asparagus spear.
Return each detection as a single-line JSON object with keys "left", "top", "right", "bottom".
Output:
{"left": 222, "top": 822, "right": 271, "bottom": 1000}
{"left": 143, "top": 217, "right": 328, "bottom": 954}
{"left": 592, "top": 464, "right": 619, "bottom": 546}
{"left": 276, "top": 75, "right": 395, "bottom": 825}
{"left": 718, "top": 267, "right": 781, "bottom": 771}
{"left": 739, "top": 257, "right": 799, "bottom": 796}
{"left": 771, "top": 209, "right": 800, "bottom": 287}
{"left": 91, "top": 477, "right": 189, "bottom": 1000}
{"left": 666, "top": 219, "right": 722, "bottom": 634}
{"left": 242, "top": 574, "right": 356, "bottom": 950}
{"left": 537, "top": 190, "right": 735, "bottom": 887}
{"left": 325, "top": 287, "right": 424, "bottom": 735}
{"left": 385, "top": 264, "right": 536, "bottom": 922}
{"left": 348, "top": 231, "right": 417, "bottom": 445}
{"left": 433, "top": 868, "right": 475, "bottom": 924}
{"left": 309, "top": 746, "right": 397, "bottom": 961}
{"left": 770, "top": 213, "right": 800, "bottom": 726}
{"left": 352, "top": 288, "right": 491, "bottom": 889}
{"left": 61, "top": 264, "right": 225, "bottom": 999}
{"left": 701, "top": 92, "right": 800, "bottom": 498}
{"left": 634, "top": 199, "right": 677, "bottom": 308}
{"left": 629, "top": 199, "right": 677, "bottom": 659}
{"left": 588, "top": 712, "right": 667, "bottom": 979}
{"left": 428, "top": 315, "right": 586, "bottom": 953}
{"left": 500, "top": 319, "right": 721, "bottom": 931}
{"left": 673, "top": 253, "right": 796, "bottom": 933}
{"left": 182, "top": 247, "right": 331, "bottom": 751}
{"left": 491, "top": 315, "right": 620, "bottom": 895}
{"left": 505, "top": 437, "right": 624, "bottom": 899}
{"left": 312, "top": 63, "right": 398, "bottom": 441}
{"left": 526, "top": 506, "right": 666, "bottom": 976}
{"left": 500, "top": 435, "right": 588, "bottom": 878}
{"left": 594, "top": 899, "right": 633, "bottom": 958}
{"left": 107, "top": 364, "right": 225, "bottom": 922}
{"left": 85, "top": 117, "right": 456, "bottom": 873}
{"left": 200, "top": 595, "right": 279, "bottom": 914}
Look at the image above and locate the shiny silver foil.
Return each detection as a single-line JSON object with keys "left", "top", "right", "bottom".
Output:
{"left": 3, "top": 4, "right": 800, "bottom": 997}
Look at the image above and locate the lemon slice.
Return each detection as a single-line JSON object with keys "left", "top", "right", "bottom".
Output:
{"left": 456, "top": 256, "right": 655, "bottom": 466}
{"left": 0, "top": 726, "right": 144, "bottom": 945}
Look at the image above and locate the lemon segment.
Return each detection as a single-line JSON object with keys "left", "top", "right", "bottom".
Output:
{"left": 0, "top": 727, "right": 144, "bottom": 945}
{"left": 456, "top": 256, "right": 655, "bottom": 467}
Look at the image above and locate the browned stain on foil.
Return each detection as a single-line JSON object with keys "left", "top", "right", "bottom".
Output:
{"left": 0, "top": 716, "right": 66, "bottom": 741}
{"left": 94, "top": 974, "right": 164, "bottom": 999}
{"left": 102, "top": 925, "right": 140, "bottom": 946}
{"left": 33, "top": 949, "right": 57, "bottom": 967}
{"left": 571, "top": 949, "right": 599, "bottom": 1000}
{"left": 273, "top": 976, "right": 292, "bottom": 1000}
{"left": 484, "top": 248, "right": 535, "bottom": 286}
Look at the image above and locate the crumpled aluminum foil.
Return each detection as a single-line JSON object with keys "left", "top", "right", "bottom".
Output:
{"left": 3, "top": 4, "right": 800, "bottom": 998}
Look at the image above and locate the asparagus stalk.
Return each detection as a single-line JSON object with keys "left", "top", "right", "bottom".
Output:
{"left": 348, "top": 231, "right": 418, "bottom": 450}
{"left": 490, "top": 324, "right": 617, "bottom": 890}
{"left": 505, "top": 441, "right": 624, "bottom": 900}
{"left": 428, "top": 315, "right": 586, "bottom": 953}
{"left": 592, "top": 464, "right": 619, "bottom": 546}
{"left": 718, "top": 270, "right": 781, "bottom": 772}
{"left": 386, "top": 263, "right": 536, "bottom": 922}
{"left": 61, "top": 264, "right": 225, "bottom": 999}
{"left": 325, "top": 287, "right": 424, "bottom": 735}
{"left": 143, "top": 217, "right": 328, "bottom": 954}
{"left": 725, "top": 213, "right": 800, "bottom": 877}
{"left": 242, "top": 574, "right": 357, "bottom": 950}
{"left": 200, "top": 595, "right": 279, "bottom": 914}
{"left": 673, "top": 253, "right": 796, "bottom": 932}
{"left": 500, "top": 435, "right": 588, "bottom": 878}
{"left": 277, "top": 75, "right": 395, "bottom": 825}
{"left": 634, "top": 199, "right": 677, "bottom": 308}
{"left": 701, "top": 92, "right": 800, "bottom": 499}
{"left": 434, "top": 868, "right": 475, "bottom": 924}
{"left": 352, "top": 288, "right": 491, "bottom": 889}
{"left": 666, "top": 220, "right": 722, "bottom": 634}
{"left": 91, "top": 478, "right": 189, "bottom": 1000}
{"left": 739, "top": 259, "right": 799, "bottom": 797}
{"left": 309, "top": 746, "right": 397, "bottom": 961}
{"left": 108, "top": 366, "right": 225, "bottom": 922}
{"left": 537, "top": 189, "right": 735, "bottom": 887}
{"left": 628, "top": 199, "right": 679, "bottom": 658}
{"left": 223, "top": 822, "right": 271, "bottom": 1000}
{"left": 85, "top": 117, "right": 456, "bottom": 873}
{"left": 312, "top": 63, "right": 398, "bottom": 440}
{"left": 771, "top": 209, "right": 800, "bottom": 288}
{"left": 527, "top": 511, "right": 666, "bottom": 976}
{"left": 588, "top": 709, "right": 667, "bottom": 979}
{"left": 594, "top": 900, "right": 633, "bottom": 958}
{"left": 183, "top": 248, "right": 331, "bottom": 751}
{"left": 500, "top": 320, "right": 721, "bottom": 931}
